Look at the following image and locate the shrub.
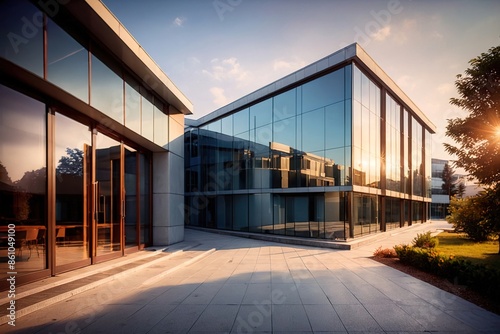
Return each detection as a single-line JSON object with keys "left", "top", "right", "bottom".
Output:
{"left": 447, "top": 196, "right": 491, "bottom": 241}
{"left": 373, "top": 246, "right": 397, "bottom": 258}
{"left": 412, "top": 231, "right": 439, "bottom": 248}
{"left": 393, "top": 244, "right": 500, "bottom": 301}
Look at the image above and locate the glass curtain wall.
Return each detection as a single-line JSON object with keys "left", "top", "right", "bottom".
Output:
{"left": 55, "top": 113, "right": 91, "bottom": 267}
{"left": 0, "top": 0, "right": 43, "bottom": 76}
{"left": 352, "top": 65, "right": 381, "bottom": 188}
{"left": 185, "top": 65, "right": 352, "bottom": 239}
{"left": 0, "top": 84, "right": 47, "bottom": 279}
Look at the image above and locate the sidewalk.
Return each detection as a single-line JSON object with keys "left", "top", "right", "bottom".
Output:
{"left": 2, "top": 221, "right": 499, "bottom": 333}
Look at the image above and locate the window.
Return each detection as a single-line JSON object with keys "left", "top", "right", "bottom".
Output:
{"left": 91, "top": 55, "right": 123, "bottom": 123}
{"left": 0, "top": 0, "right": 43, "bottom": 77}
{"left": 47, "top": 19, "right": 88, "bottom": 102}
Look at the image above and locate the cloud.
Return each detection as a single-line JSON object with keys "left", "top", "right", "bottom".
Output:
{"left": 273, "top": 58, "right": 307, "bottom": 72}
{"left": 173, "top": 17, "right": 185, "bottom": 27}
{"left": 209, "top": 86, "right": 229, "bottom": 106}
{"left": 431, "top": 31, "right": 444, "bottom": 39}
{"left": 393, "top": 19, "right": 417, "bottom": 44}
{"left": 370, "top": 25, "right": 391, "bottom": 41}
{"left": 202, "top": 57, "right": 248, "bottom": 82}
{"left": 437, "top": 83, "right": 453, "bottom": 94}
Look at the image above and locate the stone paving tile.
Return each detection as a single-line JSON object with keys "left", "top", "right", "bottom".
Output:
{"left": 333, "top": 304, "right": 384, "bottom": 332}
{"left": 148, "top": 304, "right": 207, "bottom": 334}
{"left": 304, "top": 304, "right": 346, "bottom": 332}
{"left": 399, "top": 304, "right": 477, "bottom": 332}
{"left": 211, "top": 283, "right": 248, "bottom": 305}
{"left": 232, "top": 304, "right": 272, "bottom": 332}
{"left": 189, "top": 304, "right": 240, "bottom": 332}
{"left": 296, "top": 283, "right": 331, "bottom": 305}
{"left": 363, "top": 302, "right": 425, "bottom": 332}
{"left": 181, "top": 283, "right": 223, "bottom": 305}
{"left": 242, "top": 283, "right": 272, "bottom": 305}
{"left": 269, "top": 283, "right": 302, "bottom": 304}
{"left": 320, "top": 282, "right": 360, "bottom": 305}
{"left": 272, "top": 304, "right": 312, "bottom": 332}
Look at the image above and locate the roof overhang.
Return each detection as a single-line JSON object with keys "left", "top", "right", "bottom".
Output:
{"left": 63, "top": 0, "right": 193, "bottom": 115}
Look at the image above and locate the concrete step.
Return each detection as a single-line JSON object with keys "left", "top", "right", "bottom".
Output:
{"left": 0, "top": 245, "right": 216, "bottom": 325}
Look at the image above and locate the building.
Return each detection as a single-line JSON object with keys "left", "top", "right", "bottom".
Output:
{"left": 430, "top": 158, "right": 478, "bottom": 219}
{"left": 185, "top": 43, "right": 435, "bottom": 240}
{"left": 0, "top": 0, "right": 191, "bottom": 288}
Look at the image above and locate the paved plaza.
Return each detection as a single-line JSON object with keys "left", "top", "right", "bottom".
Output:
{"left": 2, "top": 221, "right": 500, "bottom": 333}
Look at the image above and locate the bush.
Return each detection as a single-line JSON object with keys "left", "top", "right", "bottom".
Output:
{"left": 393, "top": 244, "right": 500, "bottom": 300}
{"left": 447, "top": 196, "right": 491, "bottom": 241}
{"left": 373, "top": 246, "right": 397, "bottom": 258}
{"left": 412, "top": 231, "right": 439, "bottom": 248}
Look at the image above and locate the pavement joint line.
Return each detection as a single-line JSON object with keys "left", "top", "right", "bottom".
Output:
{"left": 0, "top": 247, "right": 193, "bottom": 325}
{"left": 142, "top": 248, "right": 217, "bottom": 286}
{"left": 0, "top": 246, "right": 169, "bottom": 306}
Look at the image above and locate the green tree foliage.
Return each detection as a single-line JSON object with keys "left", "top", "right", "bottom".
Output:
{"left": 441, "top": 163, "right": 457, "bottom": 197}
{"left": 444, "top": 45, "right": 500, "bottom": 185}
{"left": 445, "top": 45, "right": 500, "bottom": 253}
{"left": 0, "top": 161, "right": 13, "bottom": 185}
{"left": 447, "top": 195, "right": 490, "bottom": 242}
{"left": 456, "top": 182, "right": 466, "bottom": 198}
{"left": 57, "top": 148, "right": 83, "bottom": 176}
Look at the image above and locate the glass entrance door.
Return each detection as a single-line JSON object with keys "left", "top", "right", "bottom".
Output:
{"left": 94, "top": 134, "right": 123, "bottom": 259}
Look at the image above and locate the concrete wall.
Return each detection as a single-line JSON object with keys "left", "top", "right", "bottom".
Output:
{"left": 152, "top": 111, "right": 185, "bottom": 245}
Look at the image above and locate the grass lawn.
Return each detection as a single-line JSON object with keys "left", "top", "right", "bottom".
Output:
{"left": 436, "top": 232, "right": 500, "bottom": 269}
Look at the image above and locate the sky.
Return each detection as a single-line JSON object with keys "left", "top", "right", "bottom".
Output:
{"left": 102, "top": 0, "right": 500, "bottom": 165}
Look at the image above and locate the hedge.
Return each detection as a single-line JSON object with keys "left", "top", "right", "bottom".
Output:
{"left": 394, "top": 244, "right": 500, "bottom": 300}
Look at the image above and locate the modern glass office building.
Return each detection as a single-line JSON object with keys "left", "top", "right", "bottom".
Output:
{"left": 0, "top": 0, "right": 191, "bottom": 288}
{"left": 185, "top": 43, "right": 435, "bottom": 240}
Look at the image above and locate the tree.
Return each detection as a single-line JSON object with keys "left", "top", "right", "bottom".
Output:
{"left": 444, "top": 45, "right": 500, "bottom": 186}
{"left": 444, "top": 45, "right": 500, "bottom": 254}
{"left": 57, "top": 148, "right": 84, "bottom": 176}
{"left": 441, "top": 163, "right": 457, "bottom": 197}
{"left": 457, "top": 181, "right": 466, "bottom": 198}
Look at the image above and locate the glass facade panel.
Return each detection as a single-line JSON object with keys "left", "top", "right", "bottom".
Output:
{"left": 55, "top": 113, "right": 91, "bottom": 266}
{"left": 250, "top": 99, "right": 272, "bottom": 128}
{"left": 0, "top": 84, "right": 46, "bottom": 277}
{"left": 385, "top": 197, "right": 401, "bottom": 230}
{"left": 124, "top": 147, "right": 137, "bottom": 248}
{"left": 325, "top": 192, "right": 346, "bottom": 240}
{"left": 352, "top": 193, "right": 379, "bottom": 237}
{"left": 273, "top": 116, "right": 296, "bottom": 148}
{"left": 221, "top": 115, "right": 233, "bottom": 136}
{"left": 91, "top": 55, "right": 123, "bottom": 123}
{"left": 141, "top": 89, "right": 154, "bottom": 142}
{"left": 302, "top": 69, "right": 344, "bottom": 112}
{"left": 139, "top": 153, "right": 150, "bottom": 245}
{"left": 233, "top": 194, "right": 248, "bottom": 231}
{"left": 0, "top": 0, "right": 43, "bottom": 76}
{"left": 95, "top": 134, "right": 122, "bottom": 255}
{"left": 274, "top": 89, "right": 296, "bottom": 121}
{"left": 47, "top": 19, "right": 88, "bottom": 102}
{"left": 302, "top": 108, "right": 325, "bottom": 153}
{"left": 125, "top": 79, "right": 142, "bottom": 134}
{"left": 233, "top": 108, "right": 249, "bottom": 135}
{"left": 325, "top": 102, "right": 344, "bottom": 149}
{"left": 154, "top": 104, "right": 168, "bottom": 147}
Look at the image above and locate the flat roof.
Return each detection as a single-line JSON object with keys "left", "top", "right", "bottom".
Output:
{"left": 64, "top": 0, "right": 193, "bottom": 115}
{"left": 192, "top": 43, "right": 436, "bottom": 133}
